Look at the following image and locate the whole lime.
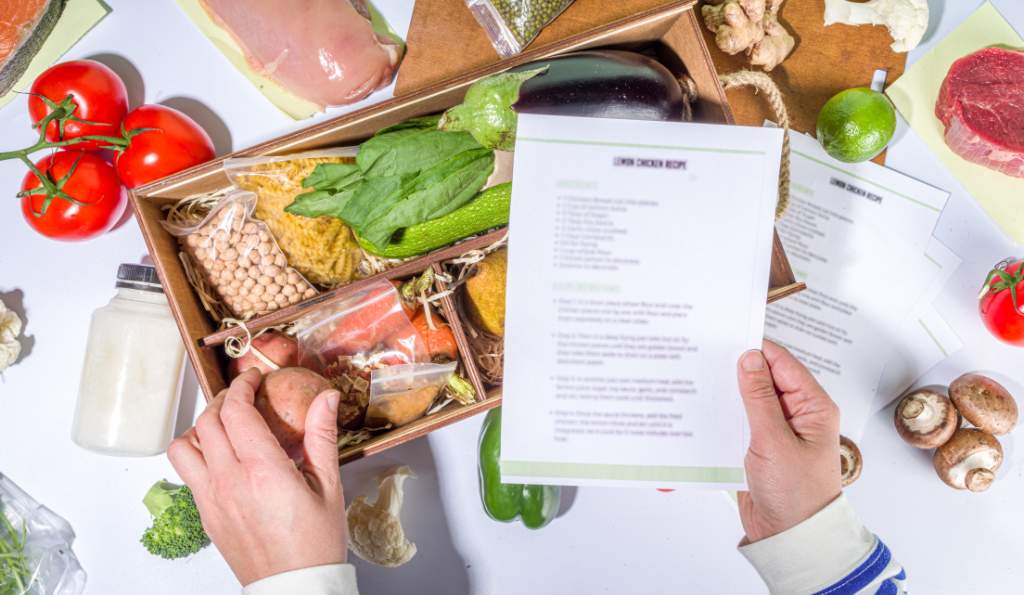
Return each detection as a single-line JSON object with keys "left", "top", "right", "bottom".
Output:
{"left": 816, "top": 88, "right": 897, "bottom": 163}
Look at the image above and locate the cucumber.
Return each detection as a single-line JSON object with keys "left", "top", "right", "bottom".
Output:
{"left": 361, "top": 183, "right": 511, "bottom": 258}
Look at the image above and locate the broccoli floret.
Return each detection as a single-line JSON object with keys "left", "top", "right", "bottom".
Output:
{"left": 140, "top": 480, "right": 210, "bottom": 560}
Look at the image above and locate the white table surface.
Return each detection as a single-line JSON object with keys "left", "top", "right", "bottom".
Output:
{"left": 2, "top": 1, "right": 1023, "bottom": 593}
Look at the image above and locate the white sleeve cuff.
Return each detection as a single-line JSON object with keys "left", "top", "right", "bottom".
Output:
{"left": 243, "top": 563, "right": 359, "bottom": 595}
{"left": 738, "top": 494, "right": 875, "bottom": 595}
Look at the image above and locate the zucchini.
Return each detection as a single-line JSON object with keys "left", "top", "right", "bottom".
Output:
{"left": 361, "top": 183, "right": 511, "bottom": 258}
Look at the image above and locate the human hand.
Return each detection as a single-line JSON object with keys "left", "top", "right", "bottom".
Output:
{"left": 167, "top": 368, "right": 347, "bottom": 586}
{"left": 736, "top": 340, "right": 842, "bottom": 544}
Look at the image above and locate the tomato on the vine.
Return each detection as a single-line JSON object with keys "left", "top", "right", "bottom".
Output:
{"left": 979, "top": 258, "right": 1024, "bottom": 347}
{"left": 116, "top": 104, "right": 215, "bottom": 189}
{"left": 19, "top": 152, "right": 127, "bottom": 241}
{"left": 28, "top": 60, "right": 128, "bottom": 151}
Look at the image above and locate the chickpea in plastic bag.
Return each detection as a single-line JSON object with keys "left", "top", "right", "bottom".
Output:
{"left": 224, "top": 150, "right": 365, "bottom": 287}
{"left": 163, "top": 191, "right": 317, "bottom": 320}
{"left": 293, "top": 281, "right": 426, "bottom": 429}
{"left": 0, "top": 474, "right": 86, "bottom": 595}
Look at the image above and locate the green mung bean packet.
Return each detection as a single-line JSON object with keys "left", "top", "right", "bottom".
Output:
{"left": 465, "top": 0, "right": 576, "bottom": 57}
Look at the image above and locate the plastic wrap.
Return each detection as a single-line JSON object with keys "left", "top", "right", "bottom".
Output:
{"left": 163, "top": 191, "right": 317, "bottom": 320}
{"left": 293, "top": 281, "right": 424, "bottom": 429}
{"left": 223, "top": 150, "right": 365, "bottom": 288}
{"left": 365, "top": 362, "right": 456, "bottom": 428}
{"left": 0, "top": 475, "right": 86, "bottom": 595}
{"left": 466, "top": 0, "right": 576, "bottom": 57}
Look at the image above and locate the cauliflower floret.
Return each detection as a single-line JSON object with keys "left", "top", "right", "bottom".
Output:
{"left": 0, "top": 299, "right": 23, "bottom": 372}
{"left": 824, "top": 0, "right": 929, "bottom": 53}
{"left": 346, "top": 466, "right": 417, "bottom": 567}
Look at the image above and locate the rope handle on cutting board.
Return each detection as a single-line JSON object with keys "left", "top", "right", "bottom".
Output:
{"left": 719, "top": 70, "right": 792, "bottom": 220}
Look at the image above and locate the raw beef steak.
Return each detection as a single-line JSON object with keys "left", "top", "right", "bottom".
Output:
{"left": 935, "top": 47, "right": 1024, "bottom": 178}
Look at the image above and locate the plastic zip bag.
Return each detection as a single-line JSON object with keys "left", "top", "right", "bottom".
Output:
{"left": 223, "top": 150, "right": 366, "bottom": 288}
{"left": 466, "top": 0, "right": 576, "bottom": 57}
{"left": 163, "top": 191, "right": 317, "bottom": 320}
{"left": 365, "top": 362, "right": 457, "bottom": 428}
{"left": 0, "top": 474, "right": 86, "bottom": 595}
{"left": 293, "top": 281, "right": 425, "bottom": 429}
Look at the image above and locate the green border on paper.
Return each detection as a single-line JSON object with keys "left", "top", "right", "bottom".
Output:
{"left": 517, "top": 137, "right": 766, "bottom": 156}
{"left": 792, "top": 150, "right": 942, "bottom": 213}
{"left": 501, "top": 461, "right": 745, "bottom": 484}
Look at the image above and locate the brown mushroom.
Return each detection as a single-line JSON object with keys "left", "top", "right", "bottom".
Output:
{"left": 893, "top": 389, "right": 959, "bottom": 448}
{"left": 949, "top": 373, "right": 1018, "bottom": 436}
{"left": 932, "top": 428, "right": 1003, "bottom": 492}
{"left": 839, "top": 435, "right": 862, "bottom": 487}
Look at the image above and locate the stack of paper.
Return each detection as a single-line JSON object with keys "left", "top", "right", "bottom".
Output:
{"left": 766, "top": 132, "right": 963, "bottom": 439}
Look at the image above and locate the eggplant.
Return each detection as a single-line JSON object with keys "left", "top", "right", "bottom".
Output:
{"left": 439, "top": 50, "right": 686, "bottom": 151}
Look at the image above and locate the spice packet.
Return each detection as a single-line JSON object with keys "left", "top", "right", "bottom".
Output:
{"left": 224, "top": 150, "right": 365, "bottom": 288}
{"left": 365, "top": 362, "right": 457, "bottom": 428}
{"left": 163, "top": 191, "right": 317, "bottom": 320}
{"left": 465, "top": 0, "right": 576, "bottom": 57}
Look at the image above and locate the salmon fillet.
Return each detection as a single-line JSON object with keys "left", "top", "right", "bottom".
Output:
{"left": 199, "top": 0, "right": 402, "bottom": 109}
{"left": 0, "top": 0, "right": 65, "bottom": 95}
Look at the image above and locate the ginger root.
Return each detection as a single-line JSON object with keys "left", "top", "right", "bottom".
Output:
{"left": 702, "top": 0, "right": 795, "bottom": 71}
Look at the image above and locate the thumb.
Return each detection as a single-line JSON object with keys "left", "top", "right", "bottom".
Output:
{"left": 301, "top": 389, "right": 342, "bottom": 496}
{"left": 737, "top": 350, "right": 793, "bottom": 448}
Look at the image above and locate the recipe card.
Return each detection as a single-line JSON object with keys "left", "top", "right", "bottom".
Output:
{"left": 500, "top": 114, "right": 783, "bottom": 490}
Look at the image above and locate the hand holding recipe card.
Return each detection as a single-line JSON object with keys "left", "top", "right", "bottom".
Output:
{"left": 500, "top": 114, "right": 783, "bottom": 490}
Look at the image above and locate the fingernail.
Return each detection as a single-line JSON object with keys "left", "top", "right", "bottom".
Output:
{"left": 741, "top": 350, "right": 765, "bottom": 371}
{"left": 325, "top": 390, "right": 341, "bottom": 414}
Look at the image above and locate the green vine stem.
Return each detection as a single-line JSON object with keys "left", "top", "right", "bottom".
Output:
{"left": 979, "top": 258, "right": 1024, "bottom": 315}
{"left": 2, "top": 93, "right": 146, "bottom": 219}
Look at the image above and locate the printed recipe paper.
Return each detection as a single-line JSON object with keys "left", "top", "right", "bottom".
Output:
{"left": 500, "top": 114, "right": 783, "bottom": 490}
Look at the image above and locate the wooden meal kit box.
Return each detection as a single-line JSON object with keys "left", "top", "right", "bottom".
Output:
{"left": 130, "top": 0, "right": 804, "bottom": 464}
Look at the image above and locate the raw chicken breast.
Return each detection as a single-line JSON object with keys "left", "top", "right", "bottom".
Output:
{"left": 200, "top": 0, "right": 402, "bottom": 109}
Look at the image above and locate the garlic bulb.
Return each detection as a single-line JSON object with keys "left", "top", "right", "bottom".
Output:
{"left": 0, "top": 299, "right": 23, "bottom": 372}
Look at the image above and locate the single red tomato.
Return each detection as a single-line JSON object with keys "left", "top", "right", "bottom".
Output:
{"left": 28, "top": 60, "right": 128, "bottom": 150}
{"left": 20, "top": 152, "right": 127, "bottom": 241}
{"left": 979, "top": 258, "right": 1024, "bottom": 347}
{"left": 116, "top": 104, "right": 215, "bottom": 188}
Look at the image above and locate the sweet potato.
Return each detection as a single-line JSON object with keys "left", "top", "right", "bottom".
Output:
{"left": 228, "top": 331, "right": 299, "bottom": 378}
{"left": 255, "top": 367, "right": 332, "bottom": 459}
{"left": 365, "top": 384, "right": 441, "bottom": 428}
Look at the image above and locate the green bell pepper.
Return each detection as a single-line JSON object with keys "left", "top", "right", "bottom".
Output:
{"left": 478, "top": 407, "right": 561, "bottom": 529}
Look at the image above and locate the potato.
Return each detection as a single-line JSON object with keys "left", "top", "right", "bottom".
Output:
{"left": 228, "top": 331, "right": 299, "bottom": 378}
{"left": 365, "top": 385, "right": 441, "bottom": 429}
{"left": 255, "top": 367, "right": 332, "bottom": 459}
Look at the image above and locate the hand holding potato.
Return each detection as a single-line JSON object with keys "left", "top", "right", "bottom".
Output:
{"left": 735, "top": 340, "right": 843, "bottom": 544}
{"left": 167, "top": 368, "right": 347, "bottom": 586}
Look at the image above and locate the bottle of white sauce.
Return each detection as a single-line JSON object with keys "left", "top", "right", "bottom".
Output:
{"left": 72, "top": 264, "right": 186, "bottom": 456}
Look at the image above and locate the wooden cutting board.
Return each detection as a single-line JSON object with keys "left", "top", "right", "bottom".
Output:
{"left": 699, "top": 0, "right": 908, "bottom": 138}
{"left": 395, "top": 0, "right": 682, "bottom": 95}
{"left": 396, "top": 0, "right": 908, "bottom": 161}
